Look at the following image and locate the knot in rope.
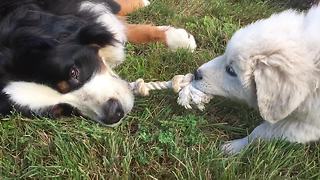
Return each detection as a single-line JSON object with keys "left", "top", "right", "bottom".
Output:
{"left": 130, "top": 73, "right": 194, "bottom": 96}
{"left": 129, "top": 73, "right": 212, "bottom": 110}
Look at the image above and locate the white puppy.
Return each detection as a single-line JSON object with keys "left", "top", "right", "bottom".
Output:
{"left": 192, "top": 6, "right": 320, "bottom": 154}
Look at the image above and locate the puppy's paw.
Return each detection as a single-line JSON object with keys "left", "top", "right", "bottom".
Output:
{"left": 142, "top": 0, "right": 151, "bottom": 7}
{"left": 158, "top": 26, "right": 197, "bottom": 52}
{"left": 220, "top": 138, "right": 249, "bottom": 155}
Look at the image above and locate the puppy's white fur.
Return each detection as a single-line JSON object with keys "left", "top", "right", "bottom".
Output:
{"left": 194, "top": 6, "right": 320, "bottom": 154}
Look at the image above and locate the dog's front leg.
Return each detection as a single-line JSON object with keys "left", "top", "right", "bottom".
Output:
{"left": 221, "top": 122, "right": 282, "bottom": 154}
{"left": 222, "top": 119, "right": 320, "bottom": 154}
{"left": 125, "top": 24, "right": 197, "bottom": 52}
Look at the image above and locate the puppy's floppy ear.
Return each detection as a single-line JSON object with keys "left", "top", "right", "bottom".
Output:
{"left": 78, "top": 23, "right": 115, "bottom": 47}
{"left": 253, "top": 52, "right": 314, "bottom": 123}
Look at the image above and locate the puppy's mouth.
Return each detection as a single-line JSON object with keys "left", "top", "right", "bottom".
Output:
{"left": 191, "top": 80, "right": 211, "bottom": 94}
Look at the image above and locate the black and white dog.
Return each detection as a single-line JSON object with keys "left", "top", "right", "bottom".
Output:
{"left": 0, "top": 0, "right": 134, "bottom": 126}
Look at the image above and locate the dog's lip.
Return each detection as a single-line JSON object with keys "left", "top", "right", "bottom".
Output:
{"left": 191, "top": 81, "right": 212, "bottom": 95}
{"left": 73, "top": 105, "right": 129, "bottom": 127}
{"left": 191, "top": 80, "right": 203, "bottom": 90}
{"left": 91, "top": 114, "right": 125, "bottom": 127}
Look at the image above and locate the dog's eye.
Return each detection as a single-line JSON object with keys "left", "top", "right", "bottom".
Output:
{"left": 226, "top": 65, "right": 237, "bottom": 77}
{"left": 70, "top": 66, "right": 80, "bottom": 80}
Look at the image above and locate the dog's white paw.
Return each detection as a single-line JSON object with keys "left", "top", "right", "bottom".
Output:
{"left": 142, "top": 0, "right": 151, "bottom": 7}
{"left": 220, "top": 138, "right": 249, "bottom": 155}
{"left": 159, "top": 26, "right": 197, "bottom": 52}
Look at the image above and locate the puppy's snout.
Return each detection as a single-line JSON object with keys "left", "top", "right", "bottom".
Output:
{"left": 101, "top": 98, "right": 124, "bottom": 125}
{"left": 194, "top": 70, "right": 203, "bottom": 80}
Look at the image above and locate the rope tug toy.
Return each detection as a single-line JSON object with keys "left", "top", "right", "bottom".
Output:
{"left": 129, "top": 74, "right": 213, "bottom": 110}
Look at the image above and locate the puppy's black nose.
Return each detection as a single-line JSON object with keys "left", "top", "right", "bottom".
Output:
{"left": 102, "top": 98, "right": 124, "bottom": 125}
{"left": 194, "top": 70, "right": 203, "bottom": 80}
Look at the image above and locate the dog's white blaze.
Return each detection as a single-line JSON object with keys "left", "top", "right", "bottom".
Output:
{"left": 3, "top": 72, "right": 134, "bottom": 125}
{"left": 3, "top": 82, "right": 63, "bottom": 110}
{"left": 64, "top": 72, "right": 134, "bottom": 120}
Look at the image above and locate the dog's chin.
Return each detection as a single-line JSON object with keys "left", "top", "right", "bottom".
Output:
{"left": 73, "top": 112, "right": 125, "bottom": 127}
{"left": 97, "top": 119, "right": 124, "bottom": 127}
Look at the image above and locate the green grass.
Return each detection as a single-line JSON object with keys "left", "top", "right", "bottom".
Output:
{"left": 1, "top": 0, "right": 320, "bottom": 179}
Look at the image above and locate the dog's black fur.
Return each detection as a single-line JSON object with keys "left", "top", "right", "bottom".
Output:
{"left": 0, "top": 0, "right": 120, "bottom": 117}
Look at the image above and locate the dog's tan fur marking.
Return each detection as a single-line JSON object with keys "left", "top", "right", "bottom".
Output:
{"left": 57, "top": 81, "right": 70, "bottom": 94}
{"left": 126, "top": 24, "right": 167, "bottom": 45}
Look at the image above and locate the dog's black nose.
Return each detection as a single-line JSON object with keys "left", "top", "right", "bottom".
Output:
{"left": 194, "top": 70, "right": 203, "bottom": 80}
{"left": 102, "top": 98, "right": 124, "bottom": 125}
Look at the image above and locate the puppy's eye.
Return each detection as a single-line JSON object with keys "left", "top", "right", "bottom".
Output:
{"left": 226, "top": 65, "right": 237, "bottom": 77}
{"left": 70, "top": 66, "right": 80, "bottom": 80}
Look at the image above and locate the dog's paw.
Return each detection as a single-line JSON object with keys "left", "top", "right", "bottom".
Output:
{"left": 220, "top": 138, "right": 249, "bottom": 155}
{"left": 142, "top": 0, "right": 151, "bottom": 7}
{"left": 159, "top": 26, "right": 197, "bottom": 52}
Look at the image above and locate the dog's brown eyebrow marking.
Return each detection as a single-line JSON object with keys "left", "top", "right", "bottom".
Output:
{"left": 57, "top": 81, "right": 70, "bottom": 94}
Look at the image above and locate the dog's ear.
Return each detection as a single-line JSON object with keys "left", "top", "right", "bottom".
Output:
{"left": 11, "top": 33, "right": 55, "bottom": 50}
{"left": 78, "top": 23, "right": 115, "bottom": 47}
{"left": 253, "top": 52, "right": 314, "bottom": 123}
